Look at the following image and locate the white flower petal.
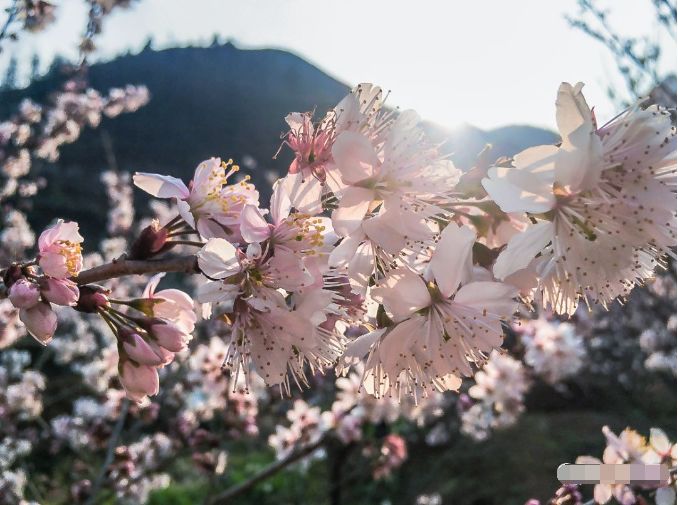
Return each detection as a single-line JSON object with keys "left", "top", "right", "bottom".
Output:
{"left": 332, "top": 186, "right": 374, "bottom": 237}
{"left": 454, "top": 281, "right": 518, "bottom": 317}
{"left": 197, "top": 238, "right": 241, "bottom": 279}
{"left": 133, "top": 172, "right": 189, "bottom": 199}
{"left": 371, "top": 268, "right": 431, "bottom": 322}
{"left": 240, "top": 205, "right": 271, "bottom": 243}
{"left": 430, "top": 223, "right": 476, "bottom": 298}
{"left": 493, "top": 221, "right": 554, "bottom": 280}
{"left": 332, "top": 131, "right": 379, "bottom": 184}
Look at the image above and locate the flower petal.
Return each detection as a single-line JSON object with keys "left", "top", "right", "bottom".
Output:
{"left": 371, "top": 268, "right": 431, "bottom": 322}
{"left": 332, "top": 186, "right": 374, "bottom": 237}
{"left": 197, "top": 238, "right": 241, "bottom": 279}
{"left": 493, "top": 221, "right": 554, "bottom": 280}
{"left": 240, "top": 205, "right": 271, "bottom": 243}
{"left": 430, "top": 223, "right": 476, "bottom": 298}
{"left": 332, "top": 131, "right": 379, "bottom": 184}
{"left": 133, "top": 172, "right": 189, "bottom": 199}
{"left": 454, "top": 281, "right": 518, "bottom": 317}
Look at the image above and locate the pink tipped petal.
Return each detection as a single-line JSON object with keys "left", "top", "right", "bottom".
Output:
{"left": 430, "top": 223, "right": 476, "bottom": 298}
{"left": 38, "top": 252, "right": 69, "bottom": 279}
{"left": 133, "top": 172, "right": 189, "bottom": 199}
{"left": 197, "top": 238, "right": 241, "bottom": 279}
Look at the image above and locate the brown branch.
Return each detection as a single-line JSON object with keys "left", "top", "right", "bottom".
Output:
{"left": 74, "top": 254, "right": 199, "bottom": 285}
{"left": 207, "top": 436, "right": 327, "bottom": 504}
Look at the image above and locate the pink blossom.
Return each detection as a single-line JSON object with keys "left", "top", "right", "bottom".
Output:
{"left": 19, "top": 302, "right": 57, "bottom": 345}
{"left": 118, "top": 360, "right": 160, "bottom": 404}
{"left": 142, "top": 273, "right": 197, "bottom": 334}
{"left": 8, "top": 279, "right": 41, "bottom": 309}
{"left": 38, "top": 220, "right": 84, "bottom": 278}
{"left": 39, "top": 277, "right": 79, "bottom": 306}
{"left": 133, "top": 158, "right": 259, "bottom": 240}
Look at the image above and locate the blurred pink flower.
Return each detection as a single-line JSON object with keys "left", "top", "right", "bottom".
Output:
{"left": 39, "top": 277, "right": 79, "bottom": 306}
{"left": 8, "top": 278, "right": 41, "bottom": 309}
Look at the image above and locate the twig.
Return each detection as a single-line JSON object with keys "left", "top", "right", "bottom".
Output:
{"left": 0, "top": 0, "right": 20, "bottom": 49}
{"left": 207, "top": 436, "right": 327, "bottom": 504}
{"left": 85, "top": 398, "right": 130, "bottom": 505}
{"left": 73, "top": 254, "right": 199, "bottom": 285}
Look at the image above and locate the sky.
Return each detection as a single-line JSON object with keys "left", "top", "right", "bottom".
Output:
{"left": 0, "top": 0, "right": 675, "bottom": 131}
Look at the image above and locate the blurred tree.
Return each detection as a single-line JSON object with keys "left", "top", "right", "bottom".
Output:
{"left": 566, "top": 0, "right": 676, "bottom": 106}
{"left": 2, "top": 54, "right": 18, "bottom": 89}
{"left": 30, "top": 53, "right": 40, "bottom": 81}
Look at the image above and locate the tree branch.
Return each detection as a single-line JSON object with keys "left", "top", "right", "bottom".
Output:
{"left": 85, "top": 398, "right": 130, "bottom": 505}
{"left": 74, "top": 254, "right": 200, "bottom": 285}
{"left": 207, "top": 436, "right": 327, "bottom": 504}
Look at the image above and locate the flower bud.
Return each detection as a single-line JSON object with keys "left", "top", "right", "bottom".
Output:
{"left": 19, "top": 301, "right": 57, "bottom": 345}
{"left": 118, "top": 360, "right": 159, "bottom": 403}
{"left": 9, "top": 278, "right": 41, "bottom": 309}
{"left": 129, "top": 219, "right": 170, "bottom": 260}
{"left": 150, "top": 320, "right": 189, "bottom": 352}
{"left": 119, "top": 327, "right": 164, "bottom": 366}
{"left": 40, "top": 277, "right": 80, "bottom": 306}
{"left": 135, "top": 316, "right": 190, "bottom": 352}
{"left": 75, "top": 285, "right": 110, "bottom": 313}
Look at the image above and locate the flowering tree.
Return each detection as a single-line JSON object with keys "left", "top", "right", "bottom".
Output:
{"left": 0, "top": 76, "right": 675, "bottom": 503}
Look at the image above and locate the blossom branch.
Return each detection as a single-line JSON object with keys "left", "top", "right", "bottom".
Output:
{"left": 207, "top": 435, "right": 328, "bottom": 504}
{"left": 73, "top": 254, "right": 200, "bottom": 285}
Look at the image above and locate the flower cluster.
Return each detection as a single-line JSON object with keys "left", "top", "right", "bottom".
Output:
{"left": 575, "top": 426, "right": 676, "bottom": 505}
{"left": 4, "top": 219, "right": 84, "bottom": 344}
{"left": 518, "top": 316, "right": 586, "bottom": 383}
{"left": 459, "top": 350, "right": 529, "bottom": 441}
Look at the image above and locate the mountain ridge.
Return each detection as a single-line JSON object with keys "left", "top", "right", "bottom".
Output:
{"left": 0, "top": 43, "right": 558, "bottom": 239}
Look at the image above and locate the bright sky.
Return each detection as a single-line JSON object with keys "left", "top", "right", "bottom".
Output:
{"left": 1, "top": 0, "right": 675, "bottom": 130}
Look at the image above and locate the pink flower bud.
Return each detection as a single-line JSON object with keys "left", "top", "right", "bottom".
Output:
{"left": 150, "top": 320, "right": 189, "bottom": 352}
{"left": 75, "top": 285, "right": 110, "bottom": 313}
{"left": 118, "top": 360, "right": 159, "bottom": 403}
{"left": 129, "top": 220, "right": 170, "bottom": 260}
{"left": 40, "top": 278, "right": 79, "bottom": 306}
{"left": 147, "top": 340, "right": 176, "bottom": 366}
{"left": 19, "top": 302, "right": 57, "bottom": 345}
{"left": 8, "top": 278, "right": 41, "bottom": 309}
{"left": 119, "top": 328, "right": 164, "bottom": 366}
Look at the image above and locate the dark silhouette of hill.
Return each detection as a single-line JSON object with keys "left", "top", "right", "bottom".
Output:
{"left": 0, "top": 43, "right": 557, "bottom": 240}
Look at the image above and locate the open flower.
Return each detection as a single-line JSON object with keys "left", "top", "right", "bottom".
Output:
{"left": 280, "top": 83, "right": 388, "bottom": 215}
{"left": 196, "top": 239, "right": 345, "bottom": 390}
{"left": 133, "top": 157, "right": 260, "bottom": 240}
{"left": 483, "top": 82, "right": 676, "bottom": 315}
{"left": 38, "top": 219, "right": 84, "bottom": 278}
{"left": 348, "top": 223, "right": 518, "bottom": 397}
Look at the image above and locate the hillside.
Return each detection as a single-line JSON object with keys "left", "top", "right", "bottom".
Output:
{"left": 0, "top": 43, "right": 557, "bottom": 240}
